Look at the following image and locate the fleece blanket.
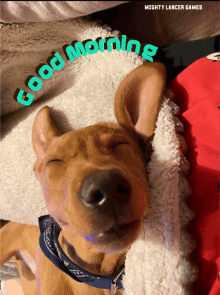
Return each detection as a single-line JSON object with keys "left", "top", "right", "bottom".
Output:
{"left": 0, "top": 17, "right": 197, "bottom": 293}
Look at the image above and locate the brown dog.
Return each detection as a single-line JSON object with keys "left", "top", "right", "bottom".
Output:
{"left": 0, "top": 62, "right": 166, "bottom": 295}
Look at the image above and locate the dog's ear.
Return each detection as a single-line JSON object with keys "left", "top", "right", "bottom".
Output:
{"left": 114, "top": 62, "right": 166, "bottom": 157}
{"left": 32, "top": 106, "right": 60, "bottom": 179}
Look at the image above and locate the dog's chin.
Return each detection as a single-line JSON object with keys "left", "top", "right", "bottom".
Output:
{"left": 86, "top": 220, "right": 142, "bottom": 253}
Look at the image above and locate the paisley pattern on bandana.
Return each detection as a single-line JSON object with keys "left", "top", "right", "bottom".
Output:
{"left": 39, "top": 215, "right": 125, "bottom": 290}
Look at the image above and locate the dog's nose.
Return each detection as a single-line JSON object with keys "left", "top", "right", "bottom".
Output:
{"left": 78, "top": 169, "right": 131, "bottom": 212}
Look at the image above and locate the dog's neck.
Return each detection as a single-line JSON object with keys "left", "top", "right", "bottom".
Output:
{"left": 58, "top": 230, "right": 126, "bottom": 277}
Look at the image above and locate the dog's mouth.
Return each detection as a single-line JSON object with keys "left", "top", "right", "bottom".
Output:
{"left": 86, "top": 220, "right": 141, "bottom": 249}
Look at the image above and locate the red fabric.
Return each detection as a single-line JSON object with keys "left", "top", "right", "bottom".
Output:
{"left": 169, "top": 56, "right": 220, "bottom": 295}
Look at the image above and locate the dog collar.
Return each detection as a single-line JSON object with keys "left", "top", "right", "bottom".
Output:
{"left": 38, "top": 215, "right": 125, "bottom": 294}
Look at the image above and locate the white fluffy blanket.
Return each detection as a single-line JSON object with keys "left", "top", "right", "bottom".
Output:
{"left": 0, "top": 17, "right": 197, "bottom": 294}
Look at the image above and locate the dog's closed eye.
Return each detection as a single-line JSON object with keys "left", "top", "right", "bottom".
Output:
{"left": 111, "top": 142, "right": 129, "bottom": 149}
{"left": 107, "top": 135, "right": 130, "bottom": 149}
{"left": 47, "top": 159, "right": 65, "bottom": 164}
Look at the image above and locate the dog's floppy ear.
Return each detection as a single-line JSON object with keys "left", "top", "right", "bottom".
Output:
{"left": 32, "top": 106, "right": 60, "bottom": 179}
{"left": 114, "top": 62, "right": 166, "bottom": 155}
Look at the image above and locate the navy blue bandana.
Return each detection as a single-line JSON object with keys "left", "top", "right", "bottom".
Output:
{"left": 39, "top": 215, "right": 125, "bottom": 293}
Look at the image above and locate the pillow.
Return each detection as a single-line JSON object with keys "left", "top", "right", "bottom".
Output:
{"left": 0, "top": 1, "right": 128, "bottom": 23}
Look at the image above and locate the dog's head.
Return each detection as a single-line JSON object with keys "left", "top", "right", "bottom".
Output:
{"left": 32, "top": 62, "right": 166, "bottom": 254}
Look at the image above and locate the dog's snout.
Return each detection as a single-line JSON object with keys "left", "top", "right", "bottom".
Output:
{"left": 78, "top": 169, "right": 131, "bottom": 212}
